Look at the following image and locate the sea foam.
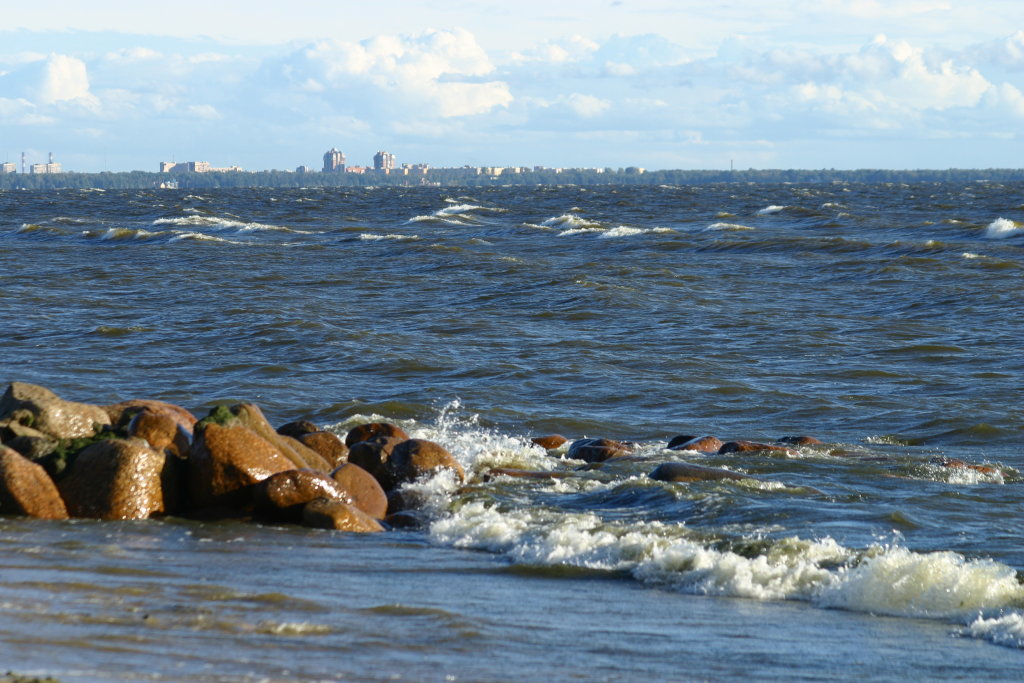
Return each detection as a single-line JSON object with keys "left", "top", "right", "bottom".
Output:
{"left": 984, "top": 217, "right": 1023, "bottom": 239}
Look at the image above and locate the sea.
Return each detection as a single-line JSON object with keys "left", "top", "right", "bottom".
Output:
{"left": 0, "top": 181, "right": 1022, "bottom": 682}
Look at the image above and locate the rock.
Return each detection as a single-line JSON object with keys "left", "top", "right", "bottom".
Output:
{"left": 567, "top": 438, "right": 632, "bottom": 463}
{"left": 668, "top": 435, "right": 724, "bottom": 453}
{"left": 0, "top": 418, "right": 59, "bottom": 460}
{"left": 0, "top": 446, "right": 68, "bottom": 519}
{"left": 718, "top": 441, "right": 796, "bottom": 456}
{"left": 253, "top": 469, "right": 351, "bottom": 523}
{"left": 104, "top": 399, "right": 197, "bottom": 432}
{"left": 344, "top": 422, "right": 410, "bottom": 448}
{"left": 387, "top": 439, "right": 465, "bottom": 485}
{"left": 188, "top": 422, "right": 295, "bottom": 512}
{"left": 276, "top": 420, "right": 321, "bottom": 439}
{"left": 779, "top": 435, "right": 823, "bottom": 446}
{"left": 204, "top": 403, "right": 332, "bottom": 472}
{"left": 347, "top": 436, "right": 405, "bottom": 491}
{"left": 126, "top": 407, "right": 192, "bottom": 458}
{"left": 384, "top": 510, "right": 426, "bottom": 529}
{"left": 482, "top": 467, "right": 571, "bottom": 481}
{"left": 666, "top": 435, "right": 697, "bottom": 449}
{"left": 931, "top": 457, "right": 998, "bottom": 475}
{"left": 298, "top": 431, "right": 348, "bottom": 468}
{"left": 57, "top": 438, "right": 178, "bottom": 519}
{"left": 0, "top": 382, "right": 110, "bottom": 439}
{"left": 302, "top": 497, "right": 385, "bottom": 532}
{"left": 386, "top": 488, "right": 427, "bottom": 514}
{"left": 531, "top": 434, "right": 568, "bottom": 450}
{"left": 330, "top": 463, "right": 387, "bottom": 519}
{"left": 649, "top": 462, "right": 750, "bottom": 483}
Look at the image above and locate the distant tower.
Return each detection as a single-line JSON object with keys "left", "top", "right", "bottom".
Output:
{"left": 21, "top": 152, "right": 25, "bottom": 174}
{"left": 373, "top": 151, "right": 395, "bottom": 172}
{"left": 49, "top": 152, "right": 53, "bottom": 165}
{"left": 323, "top": 148, "right": 346, "bottom": 173}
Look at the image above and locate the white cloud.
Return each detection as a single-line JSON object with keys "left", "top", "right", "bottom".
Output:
{"left": 563, "top": 93, "right": 610, "bottom": 117}
{"left": 34, "top": 54, "right": 94, "bottom": 104}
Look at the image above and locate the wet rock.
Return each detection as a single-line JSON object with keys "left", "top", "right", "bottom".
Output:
{"left": 0, "top": 446, "right": 68, "bottom": 519}
{"left": 531, "top": 434, "right": 568, "bottom": 450}
{"left": 57, "top": 438, "right": 178, "bottom": 519}
{"left": 668, "top": 435, "right": 724, "bottom": 453}
{"left": 344, "top": 422, "right": 410, "bottom": 448}
{"left": 666, "top": 435, "right": 697, "bottom": 449}
{"left": 387, "top": 439, "right": 465, "bottom": 485}
{"left": 0, "top": 382, "right": 110, "bottom": 440}
{"left": 188, "top": 422, "right": 295, "bottom": 512}
{"left": 567, "top": 438, "right": 632, "bottom": 463}
{"left": 930, "top": 457, "right": 998, "bottom": 475}
{"left": 384, "top": 510, "right": 426, "bottom": 529}
{"left": 298, "top": 431, "right": 348, "bottom": 468}
{"left": 330, "top": 463, "right": 387, "bottom": 519}
{"left": 105, "top": 399, "right": 197, "bottom": 432}
{"left": 199, "top": 403, "right": 331, "bottom": 472}
{"left": 575, "top": 454, "right": 650, "bottom": 471}
{"left": 276, "top": 419, "right": 321, "bottom": 439}
{"left": 126, "top": 407, "right": 192, "bottom": 458}
{"left": 779, "top": 435, "right": 823, "bottom": 446}
{"left": 386, "top": 488, "right": 427, "bottom": 515}
{"left": 482, "top": 467, "right": 571, "bottom": 481}
{"left": 302, "top": 497, "right": 385, "bottom": 533}
{"left": 347, "top": 436, "right": 405, "bottom": 491}
{"left": 718, "top": 441, "right": 796, "bottom": 456}
{"left": 254, "top": 469, "right": 351, "bottom": 523}
{"left": 0, "top": 418, "right": 59, "bottom": 461}
{"left": 649, "top": 462, "right": 750, "bottom": 483}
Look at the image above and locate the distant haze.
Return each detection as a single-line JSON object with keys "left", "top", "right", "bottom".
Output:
{"left": 2, "top": 0, "right": 1023, "bottom": 172}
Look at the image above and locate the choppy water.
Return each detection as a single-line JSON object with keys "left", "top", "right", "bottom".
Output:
{"left": 1, "top": 182, "right": 1023, "bottom": 681}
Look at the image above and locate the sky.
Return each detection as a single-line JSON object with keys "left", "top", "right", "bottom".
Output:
{"left": 2, "top": 0, "right": 1024, "bottom": 172}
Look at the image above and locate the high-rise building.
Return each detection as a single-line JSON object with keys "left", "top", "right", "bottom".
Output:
{"left": 373, "top": 151, "right": 395, "bottom": 172}
{"left": 323, "top": 148, "right": 346, "bottom": 172}
{"left": 0, "top": 162, "right": 15, "bottom": 174}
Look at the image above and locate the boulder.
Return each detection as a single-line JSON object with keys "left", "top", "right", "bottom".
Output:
{"left": 276, "top": 420, "right": 321, "bottom": 439}
{"left": 347, "top": 436, "right": 405, "bottom": 491}
{"left": 930, "top": 457, "right": 998, "bottom": 475}
{"left": 126, "top": 407, "right": 192, "bottom": 458}
{"left": 531, "top": 434, "right": 568, "bottom": 450}
{"left": 253, "top": 469, "right": 351, "bottom": 523}
{"left": 188, "top": 422, "right": 295, "bottom": 512}
{"left": 205, "top": 403, "right": 332, "bottom": 472}
{"left": 718, "top": 441, "right": 796, "bottom": 456}
{"left": 104, "top": 399, "right": 197, "bottom": 432}
{"left": 649, "top": 462, "right": 750, "bottom": 483}
{"left": 666, "top": 434, "right": 697, "bottom": 449}
{"left": 779, "top": 435, "right": 823, "bottom": 446}
{"left": 298, "top": 431, "right": 348, "bottom": 468}
{"left": 482, "top": 467, "right": 571, "bottom": 481}
{"left": 0, "top": 382, "right": 110, "bottom": 439}
{"left": 0, "top": 419, "right": 59, "bottom": 460}
{"left": 330, "top": 463, "right": 387, "bottom": 519}
{"left": 387, "top": 439, "right": 465, "bottom": 485}
{"left": 668, "top": 436, "right": 724, "bottom": 453}
{"left": 344, "top": 422, "right": 410, "bottom": 448}
{"left": 302, "top": 497, "right": 385, "bottom": 533}
{"left": 0, "top": 446, "right": 68, "bottom": 519}
{"left": 567, "top": 438, "right": 632, "bottom": 463}
{"left": 57, "top": 438, "right": 178, "bottom": 519}
{"left": 384, "top": 510, "right": 426, "bottom": 529}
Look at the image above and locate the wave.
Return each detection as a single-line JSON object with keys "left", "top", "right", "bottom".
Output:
{"left": 167, "top": 232, "right": 244, "bottom": 244}
{"left": 706, "top": 222, "right": 755, "bottom": 231}
{"left": 557, "top": 227, "right": 605, "bottom": 237}
{"left": 542, "top": 214, "right": 603, "bottom": 230}
{"left": 984, "top": 218, "right": 1023, "bottom": 239}
{"left": 757, "top": 205, "right": 787, "bottom": 215}
{"left": 359, "top": 233, "right": 419, "bottom": 241}
{"left": 152, "top": 215, "right": 302, "bottom": 233}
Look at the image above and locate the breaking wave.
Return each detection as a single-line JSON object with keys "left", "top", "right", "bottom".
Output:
{"left": 984, "top": 218, "right": 1023, "bottom": 239}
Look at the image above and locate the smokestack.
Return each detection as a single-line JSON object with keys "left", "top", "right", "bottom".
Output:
{"left": 21, "top": 152, "right": 25, "bottom": 174}
{"left": 49, "top": 152, "right": 53, "bottom": 164}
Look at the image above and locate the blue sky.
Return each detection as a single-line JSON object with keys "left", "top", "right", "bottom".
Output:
{"left": 2, "top": 0, "right": 1023, "bottom": 172}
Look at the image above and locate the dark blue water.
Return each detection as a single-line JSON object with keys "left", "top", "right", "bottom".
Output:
{"left": 1, "top": 183, "right": 1023, "bottom": 681}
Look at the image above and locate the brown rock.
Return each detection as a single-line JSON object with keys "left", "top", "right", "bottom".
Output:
{"left": 666, "top": 435, "right": 698, "bottom": 449}
{"left": 531, "top": 434, "right": 568, "bottom": 450}
{"left": 668, "top": 436, "right": 724, "bottom": 453}
{"left": 254, "top": 469, "right": 351, "bottom": 523}
{"left": 567, "top": 438, "right": 632, "bottom": 463}
{"left": 57, "top": 438, "right": 177, "bottom": 519}
{"left": 388, "top": 439, "right": 465, "bottom": 485}
{"left": 384, "top": 510, "right": 426, "bottom": 529}
{"left": 126, "top": 407, "right": 192, "bottom": 458}
{"left": 482, "top": 467, "right": 572, "bottom": 481}
{"left": 931, "top": 457, "right": 998, "bottom": 475}
{"left": 302, "top": 497, "right": 385, "bottom": 533}
{"left": 298, "top": 431, "right": 348, "bottom": 468}
{"left": 330, "top": 463, "right": 388, "bottom": 519}
{"left": 104, "top": 399, "right": 197, "bottom": 431}
{"left": 218, "top": 403, "right": 332, "bottom": 472}
{"left": 779, "top": 435, "right": 823, "bottom": 446}
{"left": 344, "top": 422, "right": 410, "bottom": 448}
{"left": 347, "top": 436, "right": 405, "bottom": 490}
{"left": 188, "top": 422, "right": 295, "bottom": 512}
{"left": 0, "top": 446, "right": 68, "bottom": 519}
{"left": 718, "top": 441, "right": 796, "bottom": 456}
{"left": 649, "top": 462, "right": 750, "bottom": 483}
{"left": 276, "top": 419, "right": 321, "bottom": 439}
{"left": 0, "top": 382, "right": 111, "bottom": 439}
{"left": 0, "top": 419, "right": 58, "bottom": 460}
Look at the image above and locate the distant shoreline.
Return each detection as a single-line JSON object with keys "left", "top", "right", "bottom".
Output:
{"left": 2, "top": 167, "right": 1024, "bottom": 191}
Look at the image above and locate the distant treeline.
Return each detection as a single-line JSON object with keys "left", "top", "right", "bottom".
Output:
{"left": 3, "top": 167, "right": 1024, "bottom": 190}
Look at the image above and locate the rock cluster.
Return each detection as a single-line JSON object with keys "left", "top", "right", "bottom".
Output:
{"left": 0, "top": 382, "right": 463, "bottom": 532}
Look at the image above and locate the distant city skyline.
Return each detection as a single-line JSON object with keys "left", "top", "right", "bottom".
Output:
{"left": 2, "top": 1, "right": 1024, "bottom": 172}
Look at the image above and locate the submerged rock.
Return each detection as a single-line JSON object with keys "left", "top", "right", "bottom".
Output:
{"left": 718, "top": 441, "right": 796, "bottom": 456}
{"left": 302, "top": 497, "right": 385, "bottom": 533}
{"left": 387, "top": 439, "right": 465, "bottom": 485}
{"left": 668, "top": 435, "right": 723, "bottom": 453}
{"left": 567, "top": 438, "right": 632, "bottom": 463}
{"left": 0, "top": 446, "right": 68, "bottom": 519}
{"left": 779, "top": 435, "right": 823, "bottom": 446}
{"left": 0, "top": 382, "right": 110, "bottom": 440}
{"left": 482, "top": 467, "right": 572, "bottom": 481}
{"left": 57, "top": 438, "right": 178, "bottom": 519}
{"left": 344, "top": 422, "right": 410, "bottom": 448}
{"left": 531, "top": 434, "right": 568, "bottom": 450}
{"left": 930, "top": 457, "right": 998, "bottom": 475}
{"left": 649, "top": 462, "right": 750, "bottom": 483}
{"left": 330, "top": 463, "right": 387, "bottom": 519}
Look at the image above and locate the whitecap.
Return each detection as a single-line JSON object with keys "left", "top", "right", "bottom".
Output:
{"left": 557, "top": 227, "right": 605, "bottom": 237}
{"left": 599, "top": 226, "right": 647, "bottom": 238}
{"left": 542, "top": 213, "right": 602, "bottom": 229}
{"left": 984, "top": 217, "right": 1023, "bottom": 239}
{"left": 963, "top": 612, "right": 1024, "bottom": 649}
{"left": 757, "top": 205, "right": 787, "bottom": 215}
{"left": 706, "top": 222, "right": 755, "bottom": 231}
{"left": 359, "top": 233, "right": 418, "bottom": 241}
{"left": 152, "top": 215, "right": 301, "bottom": 233}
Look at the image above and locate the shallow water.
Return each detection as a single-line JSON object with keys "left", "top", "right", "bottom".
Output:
{"left": 1, "top": 182, "right": 1023, "bottom": 680}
